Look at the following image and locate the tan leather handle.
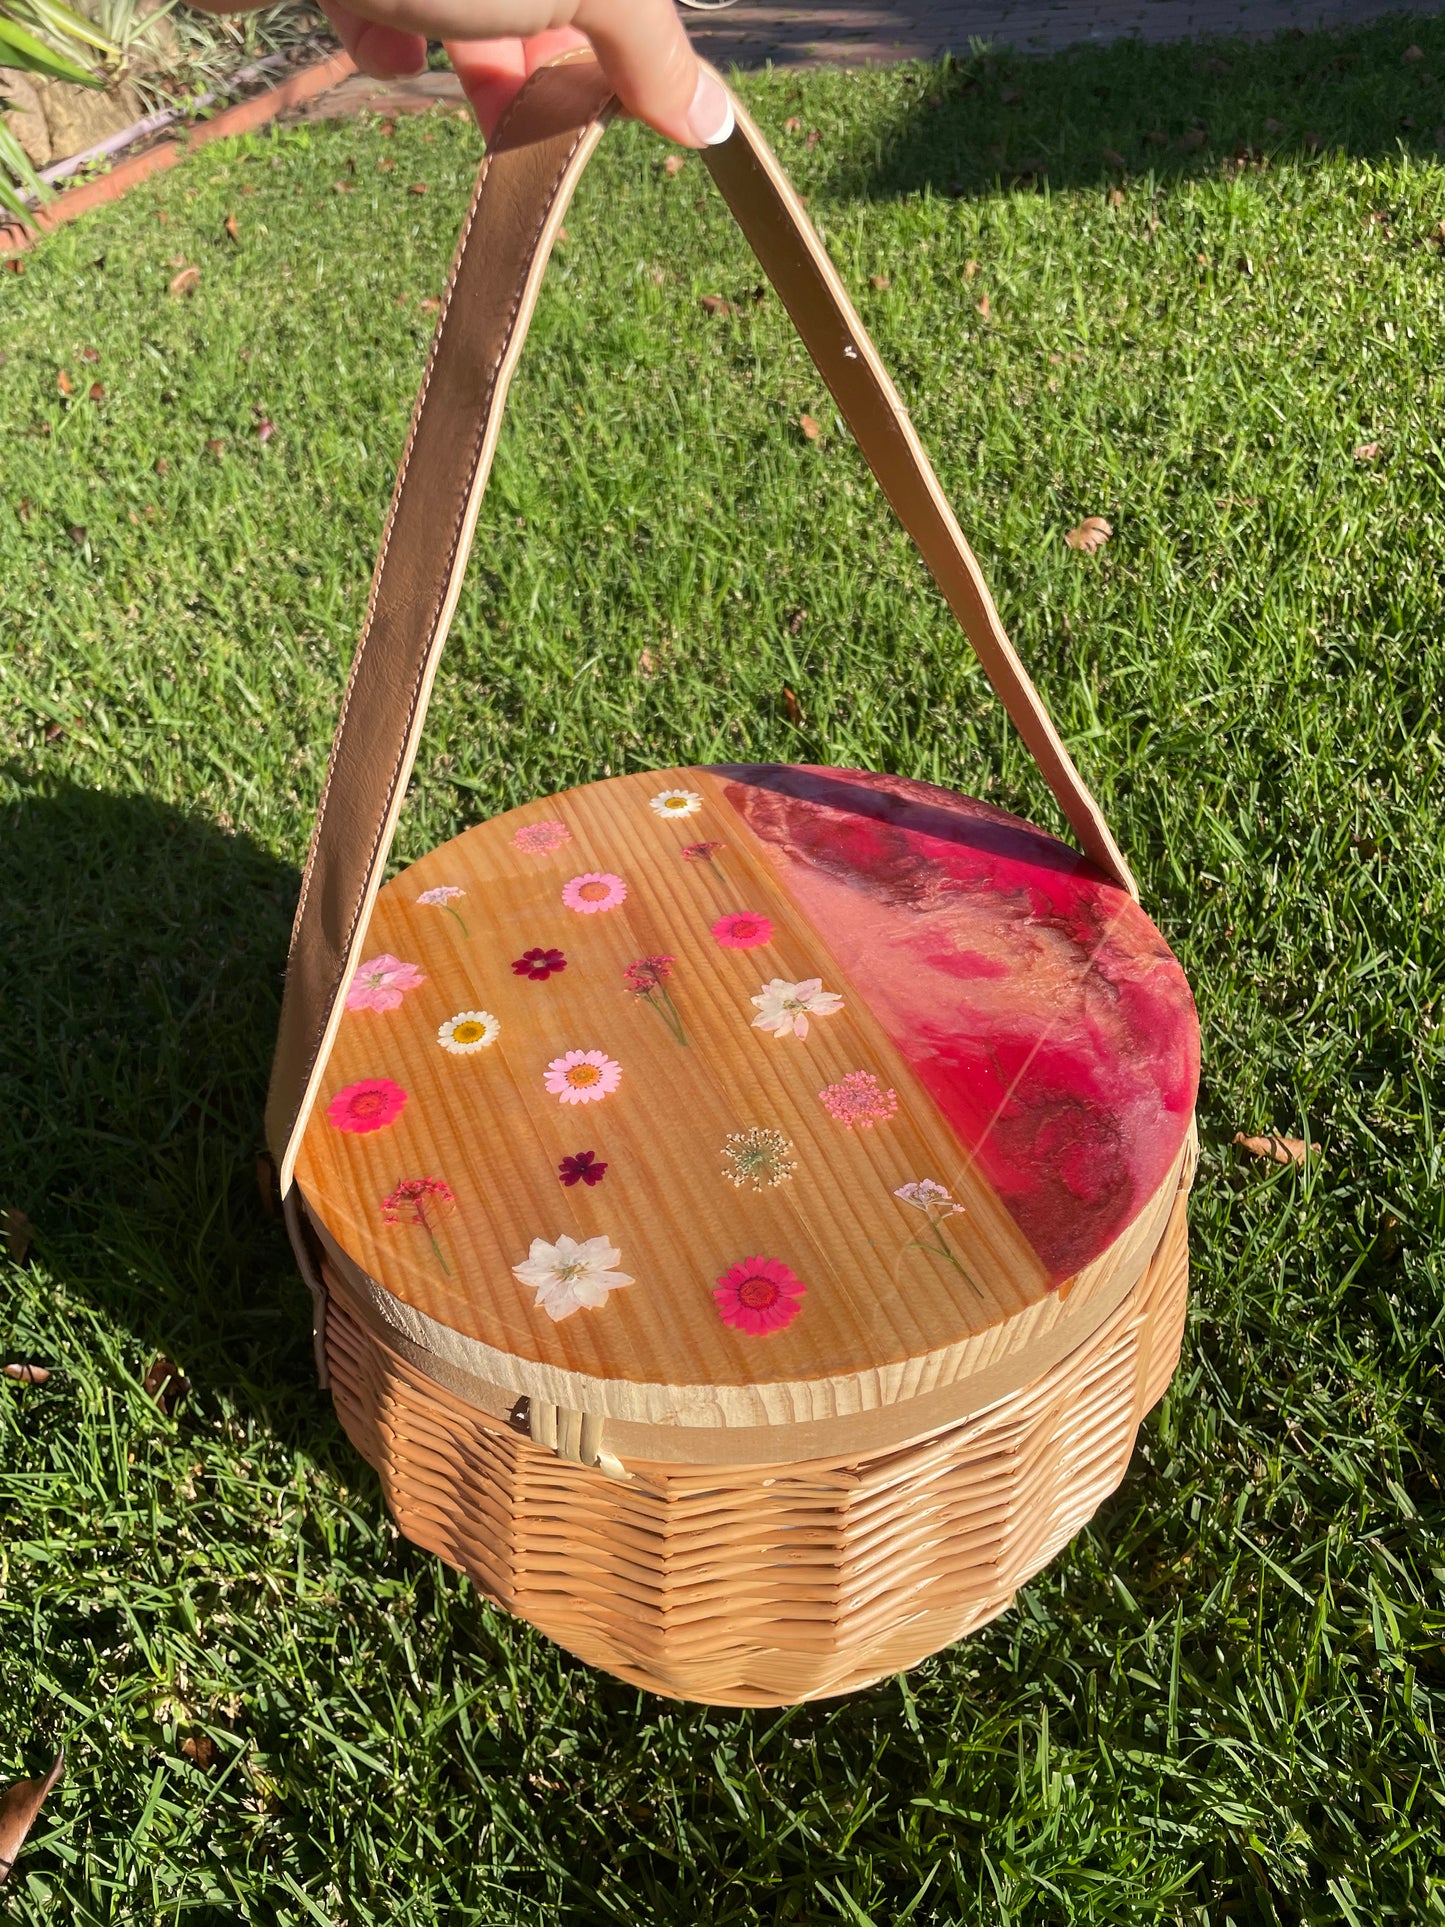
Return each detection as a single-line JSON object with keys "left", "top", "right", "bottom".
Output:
{"left": 266, "top": 53, "right": 1136, "bottom": 1191}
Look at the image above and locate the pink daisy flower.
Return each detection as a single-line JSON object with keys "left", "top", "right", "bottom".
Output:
{"left": 512, "top": 820, "right": 571, "bottom": 855}
{"left": 711, "top": 912, "right": 774, "bottom": 950}
{"left": 713, "top": 1256, "right": 806, "bottom": 1336}
{"left": 544, "top": 1050, "right": 623, "bottom": 1105}
{"left": 327, "top": 1078, "right": 409, "bottom": 1134}
{"left": 346, "top": 954, "right": 425, "bottom": 1013}
{"left": 818, "top": 1071, "right": 899, "bottom": 1131}
{"left": 562, "top": 872, "right": 627, "bottom": 915}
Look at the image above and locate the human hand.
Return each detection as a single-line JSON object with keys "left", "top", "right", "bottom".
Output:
{"left": 192, "top": 0, "right": 734, "bottom": 146}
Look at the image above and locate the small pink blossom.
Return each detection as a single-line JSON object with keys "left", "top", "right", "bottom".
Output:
{"left": 512, "top": 819, "right": 571, "bottom": 855}
{"left": 346, "top": 954, "right": 425, "bottom": 1013}
{"left": 417, "top": 885, "right": 465, "bottom": 906}
{"left": 818, "top": 1071, "right": 898, "bottom": 1131}
{"left": 562, "top": 872, "right": 627, "bottom": 915}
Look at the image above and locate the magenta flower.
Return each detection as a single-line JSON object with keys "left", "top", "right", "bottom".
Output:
{"left": 346, "top": 954, "right": 425, "bottom": 1013}
{"left": 512, "top": 947, "right": 567, "bottom": 981}
{"left": 713, "top": 1256, "right": 806, "bottom": 1336}
{"left": 682, "top": 840, "right": 725, "bottom": 864}
{"left": 327, "top": 1078, "right": 408, "bottom": 1134}
{"left": 712, "top": 912, "right": 774, "bottom": 950}
{"left": 558, "top": 1150, "right": 608, "bottom": 1188}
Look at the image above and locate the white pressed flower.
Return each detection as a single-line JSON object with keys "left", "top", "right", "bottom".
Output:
{"left": 649, "top": 788, "right": 702, "bottom": 818}
{"left": 749, "top": 976, "right": 845, "bottom": 1040}
{"left": 511, "top": 1233, "right": 633, "bottom": 1322}
{"left": 437, "top": 1010, "right": 499, "bottom": 1054}
{"left": 894, "top": 1179, "right": 961, "bottom": 1216}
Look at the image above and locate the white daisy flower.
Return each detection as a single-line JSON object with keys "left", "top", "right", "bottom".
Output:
{"left": 511, "top": 1233, "right": 634, "bottom": 1322}
{"left": 649, "top": 788, "right": 702, "bottom": 819}
{"left": 749, "top": 976, "right": 845, "bottom": 1040}
{"left": 437, "top": 1010, "right": 499, "bottom": 1054}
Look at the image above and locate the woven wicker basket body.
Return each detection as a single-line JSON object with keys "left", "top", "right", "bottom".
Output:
{"left": 316, "top": 1187, "right": 1188, "bottom": 1706}
{"left": 267, "top": 62, "right": 1201, "bottom": 1708}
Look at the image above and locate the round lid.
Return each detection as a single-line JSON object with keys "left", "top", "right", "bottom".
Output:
{"left": 294, "top": 765, "right": 1199, "bottom": 1427}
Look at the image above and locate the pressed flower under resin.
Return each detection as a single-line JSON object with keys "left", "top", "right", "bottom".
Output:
{"left": 416, "top": 885, "right": 469, "bottom": 937}
{"left": 712, "top": 912, "right": 774, "bottom": 950}
{"left": 721, "top": 1127, "right": 797, "bottom": 1191}
{"left": 649, "top": 788, "right": 702, "bottom": 818}
{"left": 437, "top": 1010, "right": 499, "bottom": 1054}
{"left": 713, "top": 1256, "right": 806, "bottom": 1335}
{"left": 326, "top": 1077, "right": 408, "bottom": 1134}
{"left": 544, "top": 1050, "right": 623, "bottom": 1105}
{"left": 512, "top": 819, "right": 571, "bottom": 854}
{"left": 623, "top": 954, "right": 687, "bottom": 1045}
{"left": 818, "top": 1071, "right": 898, "bottom": 1131}
{"left": 346, "top": 954, "right": 425, "bottom": 1013}
{"left": 562, "top": 872, "right": 627, "bottom": 915}
{"left": 511, "top": 1232, "right": 633, "bottom": 1322}
{"left": 381, "top": 1176, "right": 456, "bottom": 1273}
{"left": 512, "top": 946, "right": 567, "bottom": 980}
{"left": 750, "top": 976, "right": 844, "bottom": 1040}
{"left": 558, "top": 1150, "right": 607, "bottom": 1188}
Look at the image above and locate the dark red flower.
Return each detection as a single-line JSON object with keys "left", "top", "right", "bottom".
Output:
{"left": 681, "top": 840, "right": 725, "bottom": 863}
{"left": 558, "top": 1150, "right": 608, "bottom": 1187}
{"left": 512, "top": 946, "right": 566, "bottom": 980}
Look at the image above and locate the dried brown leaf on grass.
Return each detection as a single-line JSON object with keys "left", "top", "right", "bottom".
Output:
{"left": 869, "top": 273, "right": 891, "bottom": 290}
{"left": 976, "top": 294, "right": 991, "bottom": 319}
{"left": 1102, "top": 147, "right": 1126, "bottom": 168}
{"left": 56, "top": 369, "right": 72, "bottom": 395}
{"left": 1233, "top": 1131, "right": 1310, "bottom": 1166}
{"left": 3, "top": 1364, "right": 49, "bottom": 1384}
{"left": 781, "top": 687, "right": 802, "bottom": 724}
{"left": 0, "top": 1752, "right": 63, "bottom": 1882}
{"left": 1404, "top": 43, "right": 1425, "bottom": 61}
{"left": 168, "top": 265, "right": 200, "bottom": 297}
{"left": 180, "top": 1735, "right": 216, "bottom": 1769}
{"left": 798, "top": 413, "right": 820, "bottom": 441}
{"left": 144, "top": 1356, "right": 190, "bottom": 1413}
{"left": 88, "top": 383, "right": 104, "bottom": 403}
{"left": 3, "top": 1207, "right": 33, "bottom": 1264}
{"left": 224, "top": 212, "right": 239, "bottom": 241}
{"left": 1354, "top": 441, "right": 1380, "bottom": 462}
{"left": 700, "top": 293, "right": 733, "bottom": 317}
{"left": 1065, "top": 516, "right": 1113, "bottom": 552}
{"left": 663, "top": 153, "right": 686, "bottom": 176}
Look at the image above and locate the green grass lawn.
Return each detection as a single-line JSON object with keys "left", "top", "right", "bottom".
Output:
{"left": 3, "top": 12, "right": 1445, "bottom": 1922}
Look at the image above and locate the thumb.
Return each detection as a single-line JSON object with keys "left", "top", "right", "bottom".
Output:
{"left": 575, "top": 0, "right": 733, "bottom": 148}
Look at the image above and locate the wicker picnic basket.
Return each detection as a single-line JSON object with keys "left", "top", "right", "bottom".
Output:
{"left": 265, "top": 56, "right": 1200, "bottom": 1707}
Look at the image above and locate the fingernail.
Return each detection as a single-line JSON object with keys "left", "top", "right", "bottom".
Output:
{"left": 687, "top": 71, "right": 735, "bottom": 147}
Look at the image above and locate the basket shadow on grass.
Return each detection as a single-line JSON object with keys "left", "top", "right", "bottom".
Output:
{"left": 0, "top": 773, "right": 320, "bottom": 1426}
{"left": 811, "top": 13, "right": 1445, "bottom": 205}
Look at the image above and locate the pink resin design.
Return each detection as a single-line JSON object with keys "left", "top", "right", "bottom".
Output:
{"left": 716, "top": 765, "right": 1200, "bottom": 1283}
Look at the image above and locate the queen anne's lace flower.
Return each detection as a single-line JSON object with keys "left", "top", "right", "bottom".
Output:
{"left": 750, "top": 976, "right": 844, "bottom": 1040}
{"left": 818, "top": 1071, "right": 898, "bottom": 1130}
{"left": 511, "top": 1233, "right": 633, "bottom": 1322}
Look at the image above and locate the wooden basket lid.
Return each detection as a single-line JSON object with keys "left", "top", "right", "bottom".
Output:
{"left": 294, "top": 765, "right": 1198, "bottom": 1430}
